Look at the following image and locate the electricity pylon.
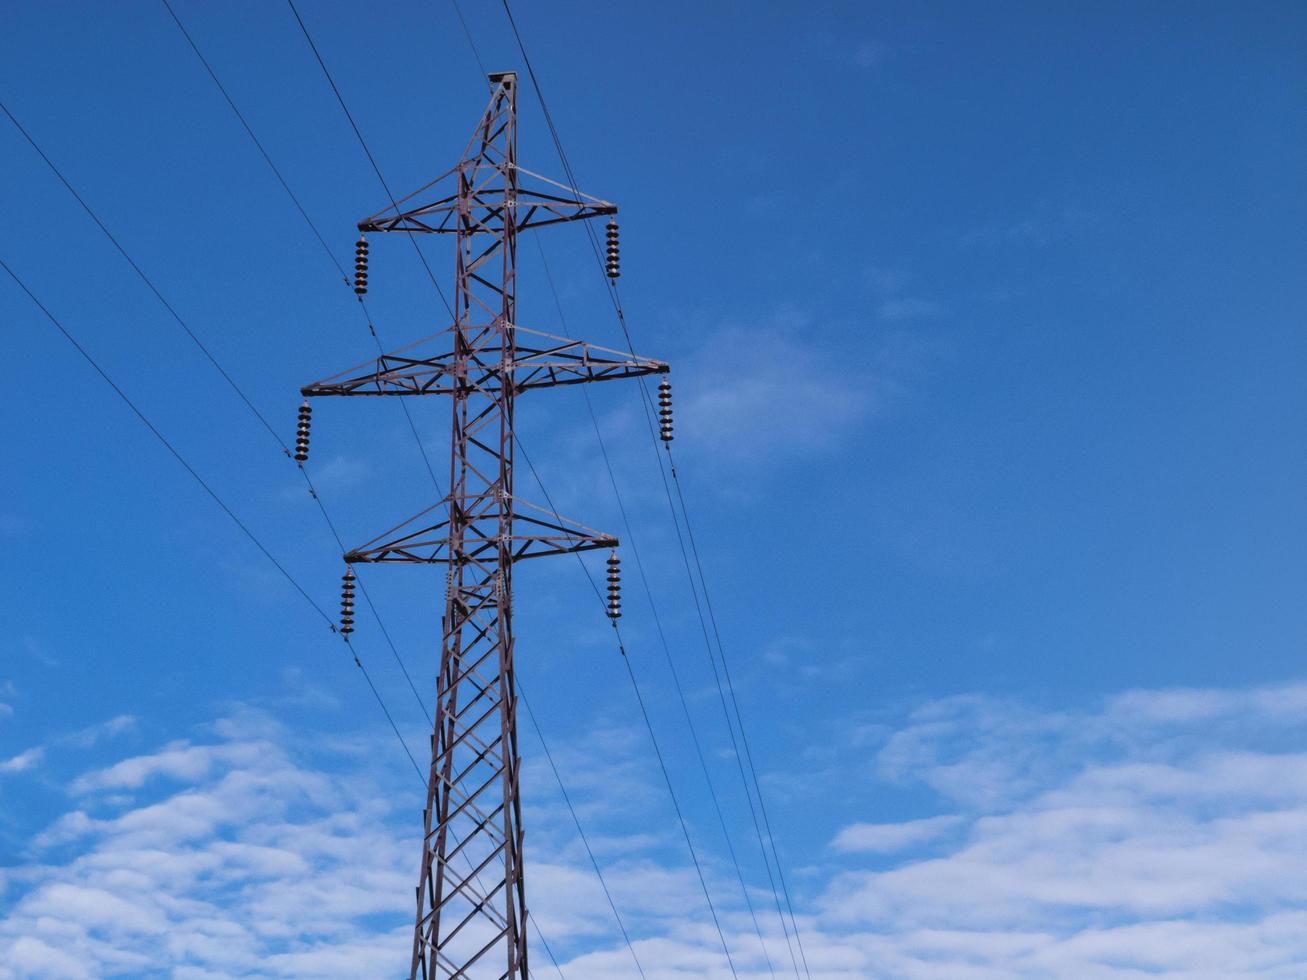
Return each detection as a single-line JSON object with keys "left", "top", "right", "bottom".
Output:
{"left": 299, "top": 72, "right": 667, "bottom": 979}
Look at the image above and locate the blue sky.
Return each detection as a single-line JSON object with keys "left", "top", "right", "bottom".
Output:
{"left": 2, "top": 1, "right": 1306, "bottom": 977}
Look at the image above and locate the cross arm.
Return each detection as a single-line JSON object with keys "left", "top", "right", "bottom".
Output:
{"left": 344, "top": 495, "right": 617, "bottom": 564}
{"left": 300, "top": 325, "right": 666, "bottom": 398}
{"left": 357, "top": 165, "right": 616, "bottom": 235}
{"left": 509, "top": 326, "right": 667, "bottom": 391}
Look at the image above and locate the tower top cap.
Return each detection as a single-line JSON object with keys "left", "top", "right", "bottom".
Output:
{"left": 488, "top": 71, "right": 518, "bottom": 84}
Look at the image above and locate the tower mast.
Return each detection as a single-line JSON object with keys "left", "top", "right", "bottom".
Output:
{"left": 299, "top": 72, "right": 668, "bottom": 978}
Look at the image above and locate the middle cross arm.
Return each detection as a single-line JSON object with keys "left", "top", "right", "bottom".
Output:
{"left": 301, "top": 325, "right": 667, "bottom": 398}
{"left": 344, "top": 495, "right": 618, "bottom": 564}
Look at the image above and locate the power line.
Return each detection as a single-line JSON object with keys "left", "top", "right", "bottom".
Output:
{"left": 446, "top": 0, "right": 489, "bottom": 79}
{"left": 519, "top": 686, "right": 649, "bottom": 980}
{"left": 500, "top": 4, "right": 800, "bottom": 967}
{"left": 285, "top": 0, "right": 454, "bottom": 321}
{"left": 154, "top": 13, "right": 611, "bottom": 972}
{"left": 2, "top": 81, "right": 439, "bottom": 754}
{"left": 160, "top": 0, "right": 444, "bottom": 492}
{"left": 160, "top": 0, "right": 342, "bottom": 282}
{"left": 512, "top": 437, "right": 742, "bottom": 980}
{"left": 657, "top": 439, "right": 804, "bottom": 975}
{"left": 614, "top": 350, "right": 807, "bottom": 976}
{"left": 1, "top": 254, "right": 425, "bottom": 783}
{"left": 498, "top": 5, "right": 809, "bottom": 972}
{"left": 497, "top": 6, "right": 813, "bottom": 972}
{"left": 158, "top": 0, "right": 447, "bottom": 719}
{"left": 0, "top": 97, "right": 287, "bottom": 456}
{"left": 535, "top": 237, "right": 780, "bottom": 976}
{"left": 277, "top": 15, "right": 672, "bottom": 974}
{"left": 485, "top": 15, "right": 764, "bottom": 970}
{"left": 3, "top": 252, "right": 563, "bottom": 977}
{"left": 298, "top": 463, "right": 432, "bottom": 726}
{"left": 12, "top": 28, "right": 586, "bottom": 975}
{"left": 671, "top": 460, "right": 814, "bottom": 977}
{"left": 5, "top": 63, "right": 484, "bottom": 951}
{"left": 159, "top": 0, "right": 446, "bottom": 501}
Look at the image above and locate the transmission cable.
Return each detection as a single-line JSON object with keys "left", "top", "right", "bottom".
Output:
{"left": 2, "top": 85, "right": 438, "bottom": 794}
{"left": 160, "top": 0, "right": 442, "bottom": 491}
{"left": 3, "top": 254, "right": 562, "bottom": 980}
{"left": 512, "top": 436, "right": 742, "bottom": 980}
{"left": 499, "top": 5, "right": 813, "bottom": 971}
{"left": 535, "top": 238, "right": 779, "bottom": 976}
{"left": 2, "top": 79, "right": 446, "bottom": 898}
{"left": 0, "top": 88, "right": 438, "bottom": 743}
{"left": 0, "top": 97, "right": 287, "bottom": 456}
{"left": 669, "top": 452, "right": 814, "bottom": 977}
{"left": 158, "top": 0, "right": 446, "bottom": 709}
{"left": 285, "top": 0, "right": 454, "bottom": 321}
{"left": 148, "top": 17, "right": 588, "bottom": 970}
{"left": 518, "top": 685, "right": 648, "bottom": 979}
{"left": 433, "top": 10, "right": 751, "bottom": 972}
{"left": 276, "top": 8, "right": 667, "bottom": 972}
{"left": 446, "top": 0, "right": 488, "bottom": 80}
{"left": 0, "top": 114, "right": 523, "bottom": 961}
{"left": 1, "top": 256, "right": 425, "bottom": 783}
{"left": 162, "top": 0, "right": 446, "bottom": 493}
{"left": 6, "top": 55, "right": 566, "bottom": 975}
{"left": 500, "top": 4, "right": 803, "bottom": 969}
{"left": 499, "top": 6, "right": 790, "bottom": 971}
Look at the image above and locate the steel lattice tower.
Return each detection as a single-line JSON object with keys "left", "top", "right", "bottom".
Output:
{"left": 300, "top": 72, "right": 667, "bottom": 979}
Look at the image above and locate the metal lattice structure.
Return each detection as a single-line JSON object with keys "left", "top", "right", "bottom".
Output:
{"left": 301, "top": 72, "right": 666, "bottom": 979}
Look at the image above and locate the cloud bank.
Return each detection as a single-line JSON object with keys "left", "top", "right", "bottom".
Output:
{"left": 4, "top": 681, "right": 1307, "bottom": 977}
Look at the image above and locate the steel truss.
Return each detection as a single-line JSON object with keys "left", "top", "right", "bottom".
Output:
{"left": 302, "top": 72, "right": 666, "bottom": 980}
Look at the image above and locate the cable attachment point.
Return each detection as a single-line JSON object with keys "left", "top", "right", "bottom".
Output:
{"left": 605, "top": 220, "right": 620, "bottom": 280}
{"left": 353, "top": 235, "right": 369, "bottom": 296}
{"left": 294, "top": 400, "right": 312, "bottom": 461}
{"left": 657, "top": 378, "right": 673, "bottom": 442}
{"left": 605, "top": 550, "right": 622, "bottom": 619}
{"left": 340, "top": 567, "right": 356, "bottom": 634}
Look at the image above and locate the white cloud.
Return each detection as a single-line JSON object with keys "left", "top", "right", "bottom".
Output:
{"left": 3, "top": 937, "right": 91, "bottom": 980}
{"left": 6, "top": 680, "right": 1307, "bottom": 978}
{"left": 63, "top": 714, "right": 137, "bottom": 749}
{"left": 808, "top": 681, "right": 1307, "bottom": 975}
{"left": 674, "top": 313, "right": 936, "bottom": 464}
{"left": 70, "top": 741, "right": 232, "bottom": 794}
{"left": 831, "top": 815, "right": 961, "bottom": 853}
{"left": 0, "top": 746, "right": 43, "bottom": 774}
{"left": 1, "top": 715, "right": 137, "bottom": 783}
{"left": 678, "top": 320, "right": 871, "bottom": 459}
{"left": 0, "top": 714, "right": 413, "bottom": 979}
